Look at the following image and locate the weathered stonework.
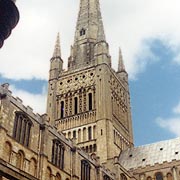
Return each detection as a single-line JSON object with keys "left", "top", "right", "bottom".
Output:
{"left": 0, "top": 0, "right": 180, "bottom": 180}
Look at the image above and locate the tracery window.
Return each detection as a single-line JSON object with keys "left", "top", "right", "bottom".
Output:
{"left": 155, "top": 172, "right": 163, "bottom": 180}
{"left": 81, "top": 160, "right": 91, "bottom": 180}
{"left": 13, "top": 112, "right": 32, "bottom": 147}
{"left": 52, "top": 139, "right": 65, "bottom": 169}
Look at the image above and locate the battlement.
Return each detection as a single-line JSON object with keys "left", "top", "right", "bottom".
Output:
{"left": 0, "top": 83, "right": 42, "bottom": 123}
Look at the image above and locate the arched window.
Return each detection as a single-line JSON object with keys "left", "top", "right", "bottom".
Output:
{"left": 81, "top": 160, "right": 91, "bottom": 180}
{"left": 88, "top": 93, "right": 92, "bottom": 111}
{"left": 16, "top": 150, "right": 24, "bottom": 170}
{"left": 55, "top": 173, "right": 61, "bottom": 180}
{"left": 60, "top": 101, "right": 64, "bottom": 118}
{"left": 104, "top": 175, "right": 110, "bottom": 180}
{"left": 52, "top": 139, "right": 65, "bottom": 170}
{"left": 120, "top": 174, "right": 127, "bottom": 180}
{"left": 13, "top": 112, "right": 32, "bottom": 147}
{"left": 30, "top": 158, "right": 37, "bottom": 176}
{"left": 46, "top": 167, "right": 52, "bottom": 180}
{"left": 88, "top": 126, "right": 92, "bottom": 140}
{"left": 93, "top": 144, "right": 97, "bottom": 152}
{"left": 4, "top": 141, "right": 12, "bottom": 162}
{"left": 167, "top": 173, "right": 172, "bottom": 180}
{"left": 73, "top": 130, "right": 76, "bottom": 139}
{"left": 78, "top": 129, "right": 81, "bottom": 142}
{"left": 155, "top": 172, "right": 163, "bottom": 180}
{"left": 74, "top": 97, "right": 78, "bottom": 114}
{"left": 83, "top": 127, "right": 87, "bottom": 141}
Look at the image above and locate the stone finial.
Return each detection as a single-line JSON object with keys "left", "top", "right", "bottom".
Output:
{"left": 53, "top": 32, "right": 61, "bottom": 58}
{"left": 118, "top": 47, "right": 126, "bottom": 72}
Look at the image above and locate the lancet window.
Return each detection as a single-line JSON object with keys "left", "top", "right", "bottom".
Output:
{"left": 13, "top": 112, "right": 32, "bottom": 147}
{"left": 88, "top": 93, "right": 92, "bottom": 111}
{"left": 60, "top": 101, "right": 64, "bottom": 118}
{"left": 74, "top": 97, "right": 78, "bottom": 114}
{"left": 52, "top": 139, "right": 65, "bottom": 169}
{"left": 81, "top": 160, "right": 91, "bottom": 180}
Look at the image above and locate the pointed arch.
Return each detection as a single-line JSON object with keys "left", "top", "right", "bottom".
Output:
{"left": 46, "top": 167, "right": 52, "bottom": 180}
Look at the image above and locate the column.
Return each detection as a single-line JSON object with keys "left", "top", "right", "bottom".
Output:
{"left": 172, "top": 166, "right": 177, "bottom": 180}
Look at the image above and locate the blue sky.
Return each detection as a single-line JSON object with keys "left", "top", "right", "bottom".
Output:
{"left": 1, "top": 0, "right": 180, "bottom": 146}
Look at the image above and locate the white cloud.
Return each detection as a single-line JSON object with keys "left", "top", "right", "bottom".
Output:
{"left": 156, "top": 101, "right": 180, "bottom": 136}
{"left": 156, "top": 117, "right": 180, "bottom": 137}
{"left": 1, "top": 0, "right": 180, "bottom": 80}
{"left": 173, "top": 101, "right": 180, "bottom": 114}
{"left": 9, "top": 85, "right": 47, "bottom": 114}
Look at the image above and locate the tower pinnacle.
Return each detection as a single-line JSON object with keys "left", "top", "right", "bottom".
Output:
{"left": 53, "top": 33, "right": 61, "bottom": 58}
{"left": 118, "top": 48, "right": 126, "bottom": 72}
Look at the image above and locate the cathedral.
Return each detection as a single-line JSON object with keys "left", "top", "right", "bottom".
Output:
{"left": 0, "top": 0, "right": 180, "bottom": 180}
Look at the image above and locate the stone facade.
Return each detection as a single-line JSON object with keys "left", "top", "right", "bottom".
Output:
{"left": 0, "top": 0, "right": 180, "bottom": 180}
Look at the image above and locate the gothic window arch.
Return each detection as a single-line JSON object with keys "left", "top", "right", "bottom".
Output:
{"left": 81, "top": 160, "right": 91, "bottom": 180}
{"left": 120, "top": 174, "right": 127, "bottom": 180}
{"left": 13, "top": 111, "right": 32, "bottom": 147}
{"left": 52, "top": 139, "right": 65, "bottom": 169}
{"left": 104, "top": 175, "right": 110, "bottom": 180}
{"left": 155, "top": 172, "right": 163, "bottom": 180}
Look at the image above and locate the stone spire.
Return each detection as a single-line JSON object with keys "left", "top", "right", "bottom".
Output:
{"left": 74, "top": 0, "right": 106, "bottom": 43}
{"left": 68, "top": 0, "right": 109, "bottom": 69}
{"left": 118, "top": 48, "right": 126, "bottom": 72}
{"left": 53, "top": 33, "right": 61, "bottom": 58}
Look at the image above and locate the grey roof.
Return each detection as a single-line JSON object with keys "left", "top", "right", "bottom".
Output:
{"left": 119, "top": 138, "right": 180, "bottom": 170}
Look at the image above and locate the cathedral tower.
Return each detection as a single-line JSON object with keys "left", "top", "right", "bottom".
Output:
{"left": 47, "top": 0, "right": 133, "bottom": 163}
